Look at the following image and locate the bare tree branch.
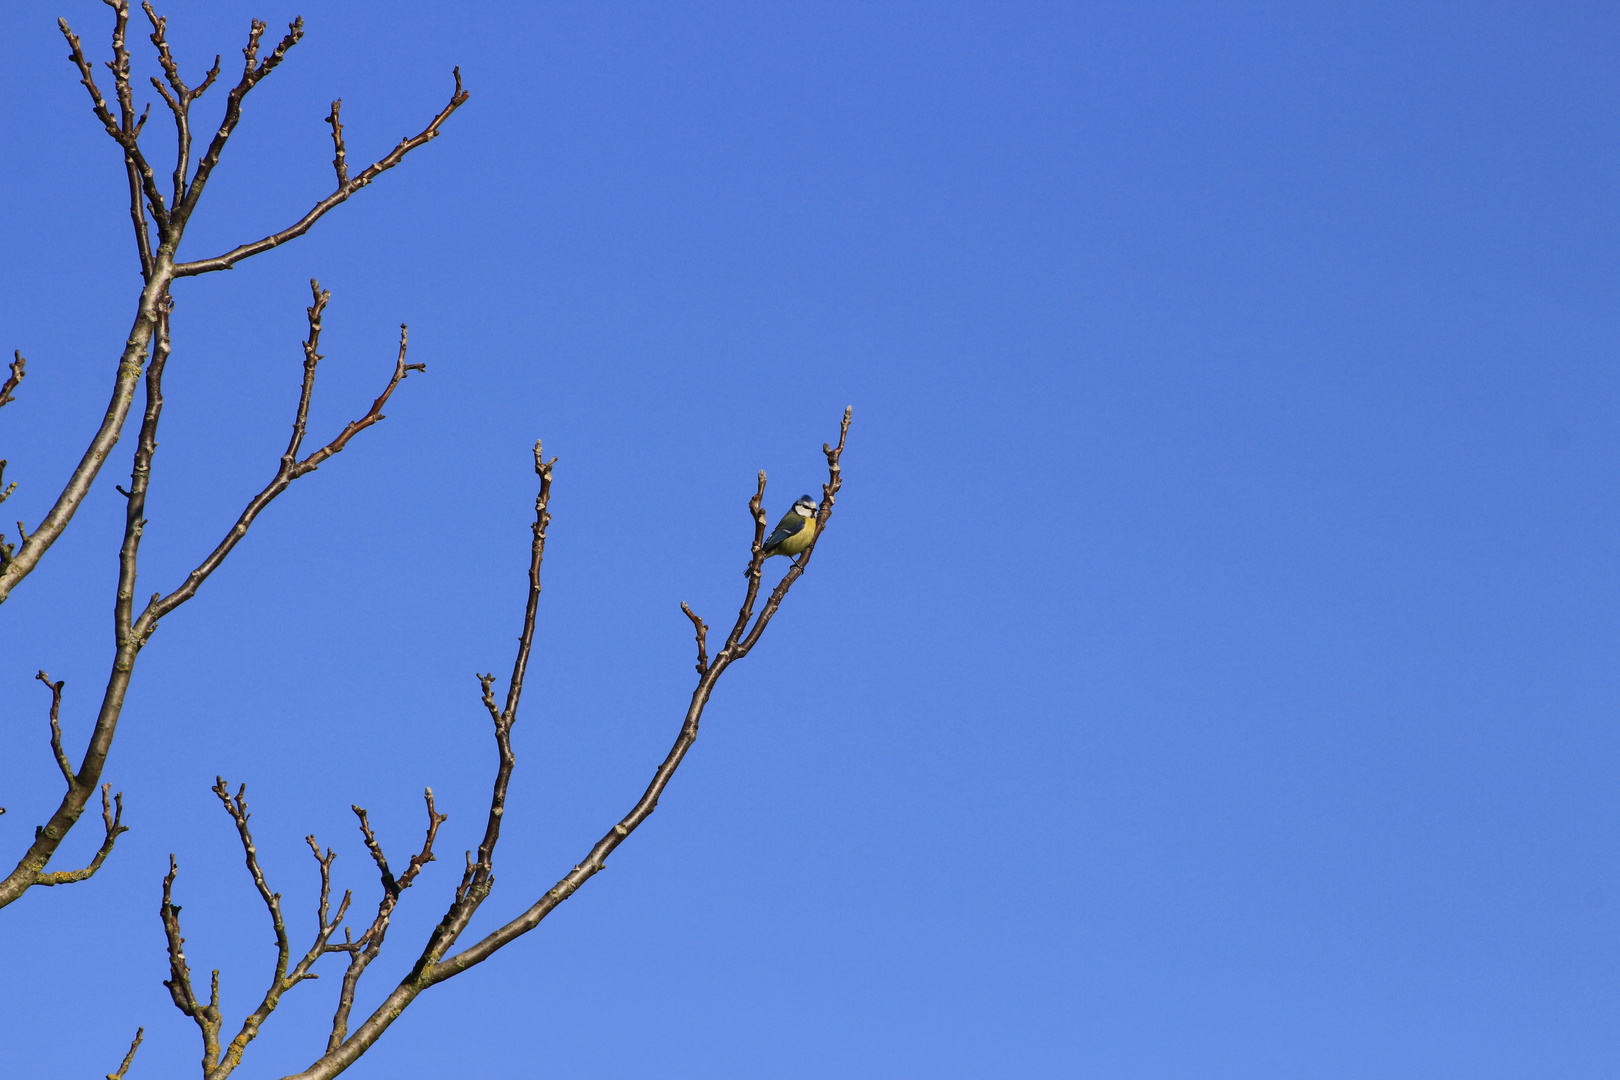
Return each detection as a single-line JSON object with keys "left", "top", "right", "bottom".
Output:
{"left": 0, "top": 352, "right": 25, "bottom": 524}
{"left": 174, "top": 68, "right": 469, "bottom": 277}
{"left": 0, "top": 351, "right": 24, "bottom": 410}
{"left": 0, "top": 291, "right": 420, "bottom": 910}
{"left": 0, "top": 3, "right": 463, "bottom": 610}
{"left": 33, "top": 784, "right": 127, "bottom": 887}
{"left": 326, "top": 99, "right": 349, "bottom": 187}
{"left": 138, "top": 289, "right": 421, "bottom": 634}
{"left": 36, "top": 671, "right": 74, "bottom": 787}
{"left": 169, "top": 16, "right": 304, "bottom": 232}
{"left": 3, "top": 8, "right": 179, "bottom": 609}
{"left": 210, "top": 780, "right": 349, "bottom": 1079}
{"left": 142, "top": 1, "right": 221, "bottom": 214}
{"left": 273, "top": 411, "right": 851, "bottom": 1080}
{"left": 60, "top": 4, "right": 165, "bottom": 265}
{"left": 161, "top": 854, "right": 223, "bottom": 1072}
{"left": 159, "top": 784, "right": 361, "bottom": 1080}
{"left": 107, "top": 1027, "right": 144, "bottom": 1080}
{"left": 735, "top": 405, "right": 852, "bottom": 657}
{"left": 0, "top": 0, "right": 467, "bottom": 933}
{"left": 326, "top": 793, "right": 444, "bottom": 1052}
{"left": 136, "top": 412, "right": 851, "bottom": 1078}
{"left": 680, "top": 601, "right": 710, "bottom": 675}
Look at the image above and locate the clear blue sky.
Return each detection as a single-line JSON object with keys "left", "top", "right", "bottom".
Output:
{"left": 4, "top": 2, "right": 1620, "bottom": 1077}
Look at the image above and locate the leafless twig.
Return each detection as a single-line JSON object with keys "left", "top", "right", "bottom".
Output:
{"left": 326, "top": 99, "right": 349, "bottom": 186}
{"left": 36, "top": 671, "right": 73, "bottom": 787}
{"left": 161, "top": 853, "right": 222, "bottom": 1070}
{"left": 2, "top": 288, "right": 423, "bottom": 910}
{"left": 160, "top": 782, "right": 359, "bottom": 1080}
{"left": 288, "top": 413, "right": 848, "bottom": 1079}
{"left": 2, "top": 2, "right": 463, "bottom": 907}
{"left": 107, "top": 1027, "right": 144, "bottom": 1080}
{"left": 149, "top": 411, "right": 852, "bottom": 1079}
{"left": 681, "top": 601, "right": 710, "bottom": 674}
{"left": 174, "top": 68, "right": 468, "bottom": 277}
{"left": 0, "top": 351, "right": 24, "bottom": 516}
{"left": 33, "top": 784, "right": 127, "bottom": 887}
{"left": 143, "top": 1, "right": 222, "bottom": 218}
{"left": 135, "top": 284, "right": 421, "bottom": 639}
{"left": 325, "top": 792, "right": 444, "bottom": 1051}
{"left": 5, "top": 1, "right": 461, "bottom": 607}
{"left": 0, "top": 351, "right": 24, "bottom": 410}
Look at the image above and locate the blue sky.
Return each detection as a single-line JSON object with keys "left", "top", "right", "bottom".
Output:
{"left": 4, "top": 2, "right": 1620, "bottom": 1077}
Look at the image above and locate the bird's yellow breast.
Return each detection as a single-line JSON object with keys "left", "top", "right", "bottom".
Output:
{"left": 771, "top": 515, "right": 817, "bottom": 556}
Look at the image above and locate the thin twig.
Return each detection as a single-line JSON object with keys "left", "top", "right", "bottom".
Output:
{"left": 721, "top": 472, "right": 772, "bottom": 656}
{"left": 36, "top": 671, "right": 73, "bottom": 787}
{"left": 278, "top": 411, "right": 851, "bottom": 1080}
{"left": 326, "top": 792, "right": 444, "bottom": 1052}
{"left": 681, "top": 601, "right": 709, "bottom": 675}
{"left": 143, "top": 0, "right": 221, "bottom": 213}
{"left": 0, "top": 351, "right": 25, "bottom": 510}
{"left": 0, "top": 2, "right": 465, "bottom": 914}
{"left": 734, "top": 405, "right": 852, "bottom": 657}
{"left": 404, "top": 445, "right": 554, "bottom": 967}
{"left": 176, "top": 68, "right": 468, "bottom": 276}
{"left": 167, "top": 15, "right": 304, "bottom": 232}
{"left": 326, "top": 99, "right": 349, "bottom": 186}
{"left": 183, "top": 781, "right": 351, "bottom": 1079}
{"left": 0, "top": 5, "right": 459, "bottom": 616}
{"left": 161, "top": 854, "right": 223, "bottom": 1071}
{"left": 60, "top": 3, "right": 168, "bottom": 260}
{"left": 0, "top": 351, "right": 24, "bottom": 409}
{"left": 106, "top": 1027, "right": 144, "bottom": 1080}
{"left": 134, "top": 300, "right": 420, "bottom": 640}
{"left": 33, "top": 784, "right": 127, "bottom": 887}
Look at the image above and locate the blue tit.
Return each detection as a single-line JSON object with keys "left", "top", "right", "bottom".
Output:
{"left": 762, "top": 494, "right": 818, "bottom": 559}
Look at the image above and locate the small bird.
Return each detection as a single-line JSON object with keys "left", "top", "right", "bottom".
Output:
{"left": 762, "top": 494, "right": 818, "bottom": 559}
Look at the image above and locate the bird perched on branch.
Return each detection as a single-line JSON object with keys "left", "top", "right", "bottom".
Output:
{"left": 762, "top": 495, "right": 818, "bottom": 559}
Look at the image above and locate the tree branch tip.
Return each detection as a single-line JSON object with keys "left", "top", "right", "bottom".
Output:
{"left": 106, "top": 1026, "right": 144, "bottom": 1080}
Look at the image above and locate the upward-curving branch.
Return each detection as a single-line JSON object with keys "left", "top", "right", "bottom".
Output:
{"left": 1, "top": 285, "right": 427, "bottom": 912}
{"left": 138, "top": 411, "right": 852, "bottom": 1079}
{"left": 0, "top": 1, "right": 464, "bottom": 607}
{"left": 1, "top": 0, "right": 464, "bottom": 912}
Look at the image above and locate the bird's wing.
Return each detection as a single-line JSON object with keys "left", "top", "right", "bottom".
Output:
{"left": 763, "top": 515, "right": 807, "bottom": 550}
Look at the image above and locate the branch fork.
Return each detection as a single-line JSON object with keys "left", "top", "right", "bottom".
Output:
{"left": 3, "top": 0, "right": 466, "bottom": 909}
{"left": 4, "top": 284, "right": 426, "bottom": 910}
{"left": 146, "top": 410, "right": 851, "bottom": 1079}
